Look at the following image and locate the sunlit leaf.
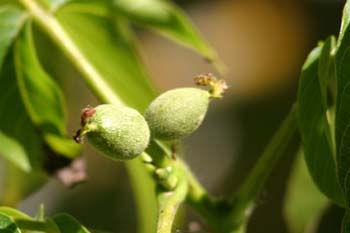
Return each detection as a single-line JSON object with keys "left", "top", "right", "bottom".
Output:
{"left": 0, "top": 53, "right": 44, "bottom": 170}
{"left": 14, "top": 21, "right": 81, "bottom": 159}
{"left": 53, "top": 5, "right": 158, "bottom": 232}
{"left": 113, "top": 0, "right": 221, "bottom": 67}
{"left": 338, "top": 1, "right": 350, "bottom": 46}
{"left": 0, "top": 1, "right": 20, "bottom": 6}
{"left": 297, "top": 44, "right": 345, "bottom": 206}
{"left": 0, "top": 207, "right": 31, "bottom": 220}
{"left": 0, "top": 132, "right": 31, "bottom": 172}
{"left": 43, "top": 0, "right": 72, "bottom": 10}
{"left": 0, "top": 5, "right": 25, "bottom": 70}
{"left": 0, "top": 53, "right": 47, "bottom": 205}
{"left": 284, "top": 151, "right": 328, "bottom": 233}
{"left": 56, "top": 4, "right": 157, "bottom": 111}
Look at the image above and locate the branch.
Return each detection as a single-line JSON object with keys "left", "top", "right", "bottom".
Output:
{"left": 184, "top": 104, "right": 298, "bottom": 233}
{"left": 156, "top": 163, "right": 188, "bottom": 233}
{"left": 228, "top": 104, "right": 298, "bottom": 227}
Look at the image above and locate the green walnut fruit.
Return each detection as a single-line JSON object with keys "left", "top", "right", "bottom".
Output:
{"left": 75, "top": 104, "right": 150, "bottom": 160}
{"left": 145, "top": 88, "right": 210, "bottom": 141}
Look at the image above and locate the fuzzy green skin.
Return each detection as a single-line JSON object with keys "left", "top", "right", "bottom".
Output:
{"left": 145, "top": 88, "right": 210, "bottom": 141}
{"left": 85, "top": 104, "right": 150, "bottom": 160}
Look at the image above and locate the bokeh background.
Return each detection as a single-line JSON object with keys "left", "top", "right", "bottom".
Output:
{"left": 1, "top": 0, "right": 347, "bottom": 232}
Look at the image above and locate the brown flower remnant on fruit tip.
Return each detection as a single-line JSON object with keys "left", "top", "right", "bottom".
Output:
{"left": 73, "top": 107, "right": 96, "bottom": 144}
{"left": 194, "top": 73, "right": 228, "bottom": 98}
{"left": 81, "top": 107, "right": 96, "bottom": 126}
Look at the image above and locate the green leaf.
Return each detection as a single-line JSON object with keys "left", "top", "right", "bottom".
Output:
{"left": 35, "top": 204, "right": 45, "bottom": 221}
{"left": 0, "top": 53, "right": 47, "bottom": 205}
{"left": 342, "top": 171, "right": 350, "bottom": 233}
{"left": 0, "top": 207, "right": 31, "bottom": 220}
{"left": 52, "top": 214, "right": 90, "bottom": 233}
{"left": 0, "top": 52, "right": 44, "bottom": 170}
{"left": 318, "top": 36, "right": 336, "bottom": 111}
{"left": 36, "top": 0, "right": 74, "bottom": 12}
{"left": 284, "top": 151, "right": 328, "bottom": 233}
{"left": 45, "top": 218, "right": 62, "bottom": 233}
{"left": 113, "top": 0, "right": 222, "bottom": 68}
{"left": 14, "top": 21, "right": 81, "bottom": 158}
{"left": 341, "top": 172, "right": 350, "bottom": 233}
{"left": 297, "top": 44, "right": 345, "bottom": 206}
{"left": 0, "top": 213, "right": 21, "bottom": 233}
{"left": 55, "top": 4, "right": 157, "bottom": 111}
{"left": 335, "top": 0, "right": 350, "bottom": 193}
{"left": 0, "top": 5, "right": 25, "bottom": 70}
{"left": 317, "top": 37, "right": 337, "bottom": 153}
{"left": 342, "top": 210, "right": 350, "bottom": 233}
{"left": 0, "top": 207, "right": 60, "bottom": 233}
{"left": 0, "top": 131, "right": 31, "bottom": 172}
{"left": 338, "top": 1, "right": 350, "bottom": 46}
{"left": 45, "top": 0, "right": 72, "bottom": 9}
{"left": 336, "top": 5, "right": 350, "bottom": 230}
{"left": 0, "top": 1, "right": 19, "bottom": 6}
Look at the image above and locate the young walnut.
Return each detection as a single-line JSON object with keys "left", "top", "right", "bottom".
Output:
{"left": 75, "top": 104, "right": 150, "bottom": 160}
{"left": 145, "top": 75, "right": 227, "bottom": 141}
{"left": 145, "top": 88, "right": 210, "bottom": 141}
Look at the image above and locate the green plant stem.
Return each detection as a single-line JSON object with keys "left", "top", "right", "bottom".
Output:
{"left": 140, "top": 149, "right": 189, "bottom": 233}
{"left": 228, "top": 104, "right": 298, "bottom": 226}
{"left": 156, "top": 162, "right": 188, "bottom": 233}
{"left": 146, "top": 141, "right": 218, "bottom": 220}
{"left": 157, "top": 192, "right": 180, "bottom": 233}
{"left": 184, "top": 104, "right": 298, "bottom": 233}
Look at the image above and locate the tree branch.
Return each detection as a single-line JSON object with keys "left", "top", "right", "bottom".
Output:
{"left": 156, "top": 162, "right": 187, "bottom": 233}
{"left": 228, "top": 104, "right": 298, "bottom": 228}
